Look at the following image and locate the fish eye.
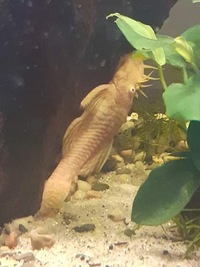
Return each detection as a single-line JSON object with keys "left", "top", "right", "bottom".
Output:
{"left": 130, "top": 87, "right": 136, "bottom": 93}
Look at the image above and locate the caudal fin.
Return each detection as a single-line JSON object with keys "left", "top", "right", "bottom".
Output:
{"left": 38, "top": 158, "right": 73, "bottom": 217}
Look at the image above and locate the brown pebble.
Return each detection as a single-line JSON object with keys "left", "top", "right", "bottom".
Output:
{"left": 30, "top": 228, "right": 55, "bottom": 250}
{"left": 120, "top": 150, "right": 135, "bottom": 164}
{"left": 0, "top": 250, "right": 15, "bottom": 257}
{"left": 4, "top": 231, "right": 19, "bottom": 249}
{"left": 15, "top": 252, "right": 35, "bottom": 262}
{"left": 86, "top": 190, "right": 102, "bottom": 199}
{"left": 86, "top": 175, "right": 97, "bottom": 185}
{"left": 108, "top": 208, "right": 124, "bottom": 222}
{"left": 89, "top": 263, "right": 101, "bottom": 267}
{"left": 21, "top": 263, "right": 35, "bottom": 267}
{"left": 113, "top": 241, "right": 128, "bottom": 247}
{"left": 120, "top": 149, "right": 133, "bottom": 158}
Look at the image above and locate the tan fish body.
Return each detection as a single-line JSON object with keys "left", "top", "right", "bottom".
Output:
{"left": 39, "top": 55, "right": 145, "bottom": 216}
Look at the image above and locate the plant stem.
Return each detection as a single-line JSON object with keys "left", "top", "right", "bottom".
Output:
{"left": 157, "top": 64, "right": 167, "bottom": 91}
{"left": 183, "top": 208, "right": 200, "bottom": 212}
{"left": 191, "top": 62, "right": 200, "bottom": 75}
{"left": 182, "top": 67, "right": 188, "bottom": 84}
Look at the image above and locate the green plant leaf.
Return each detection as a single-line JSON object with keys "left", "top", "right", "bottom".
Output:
{"left": 181, "top": 24, "right": 200, "bottom": 66}
{"left": 107, "top": 13, "right": 167, "bottom": 65}
{"left": 175, "top": 36, "right": 195, "bottom": 63}
{"left": 160, "top": 43, "right": 187, "bottom": 68}
{"left": 182, "top": 24, "right": 200, "bottom": 46}
{"left": 193, "top": 0, "right": 200, "bottom": 3}
{"left": 132, "top": 159, "right": 200, "bottom": 225}
{"left": 187, "top": 121, "right": 200, "bottom": 171}
{"left": 163, "top": 75, "right": 200, "bottom": 122}
{"left": 157, "top": 35, "right": 187, "bottom": 68}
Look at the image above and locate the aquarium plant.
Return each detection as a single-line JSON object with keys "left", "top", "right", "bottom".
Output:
{"left": 107, "top": 1, "right": 200, "bottom": 227}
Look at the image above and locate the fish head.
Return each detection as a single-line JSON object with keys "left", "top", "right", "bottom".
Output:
{"left": 113, "top": 55, "right": 156, "bottom": 100}
{"left": 112, "top": 56, "right": 145, "bottom": 94}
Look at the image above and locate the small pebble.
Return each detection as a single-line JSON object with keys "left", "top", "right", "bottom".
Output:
{"left": 117, "top": 174, "right": 130, "bottom": 183}
{"left": 102, "top": 157, "right": 117, "bottom": 172}
{"left": 131, "top": 173, "right": 147, "bottom": 186}
{"left": 120, "top": 149, "right": 135, "bottom": 163}
{"left": 111, "top": 154, "right": 124, "bottom": 163}
{"left": 108, "top": 244, "right": 114, "bottom": 250}
{"left": 0, "top": 250, "right": 15, "bottom": 257}
{"left": 4, "top": 224, "right": 11, "bottom": 235}
{"left": 73, "top": 224, "right": 95, "bottom": 233}
{"left": 124, "top": 228, "right": 136, "bottom": 237}
{"left": 30, "top": 228, "right": 55, "bottom": 250}
{"left": 92, "top": 182, "right": 109, "bottom": 191}
{"left": 86, "top": 175, "right": 97, "bottom": 185}
{"left": 73, "top": 190, "right": 86, "bottom": 200}
{"left": 108, "top": 208, "right": 124, "bottom": 222}
{"left": 146, "top": 162, "right": 160, "bottom": 170}
{"left": 77, "top": 180, "right": 92, "bottom": 192}
{"left": 89, "top": 263, "right": 101, "bottom": 267}
{"left": 4, "top": 231, "right": 19, "bottom": 249}
{"left": 15, "top": 252, "right": 35, "bottom": 262}
{"left": 0, "top": 246, "right": 10, "bottom": 256}
{"left": 86, "top": 190, "right": 102, "bottom": 199}
{"left": 163, "top": 250, "right": 169, "bottom": 255}
{"left": 134, "top": 151, "right": 146, "bottom": 162}
{"left": 20, "top": 263, "right": 35, "bottom": 267}
{"left": 120, "top": 149, "right": 133, "bottom": 157}
{"left": 19, "top": 224, "right": 28, "bottom": 233}
{"left": 135, "top": 161, "right": 145, "bottom": 171}
{"left": 12, "top": 216, "right": 33, "bottom": 232}
{"left": 116, "top": 167, "right": 131, "bottom": 175}
{"left": 75, "top": 253, "right": 91, "bottom": 261}
{"left": 63, "top": 212, "right": 77, "bottom": 225}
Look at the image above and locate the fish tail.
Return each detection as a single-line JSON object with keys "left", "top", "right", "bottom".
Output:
{"left": 38, "top": 158, "right": 74, "bottom": 217}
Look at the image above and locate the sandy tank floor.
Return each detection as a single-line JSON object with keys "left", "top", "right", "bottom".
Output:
{"left": 0, "top": 160, "right": 200, "bottom": 267}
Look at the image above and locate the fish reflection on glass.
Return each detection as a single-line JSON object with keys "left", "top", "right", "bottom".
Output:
{"left": 39, "top": 55, "right": 150, "bottom": 217}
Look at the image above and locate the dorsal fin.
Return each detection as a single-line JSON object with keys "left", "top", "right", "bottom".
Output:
{"left": 80, "top": 84, "right": 110, "bottom": 110}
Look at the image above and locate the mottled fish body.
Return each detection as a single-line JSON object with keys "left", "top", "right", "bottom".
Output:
{"left": 39, "top": 56, "right": 145, "bottom": 216}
